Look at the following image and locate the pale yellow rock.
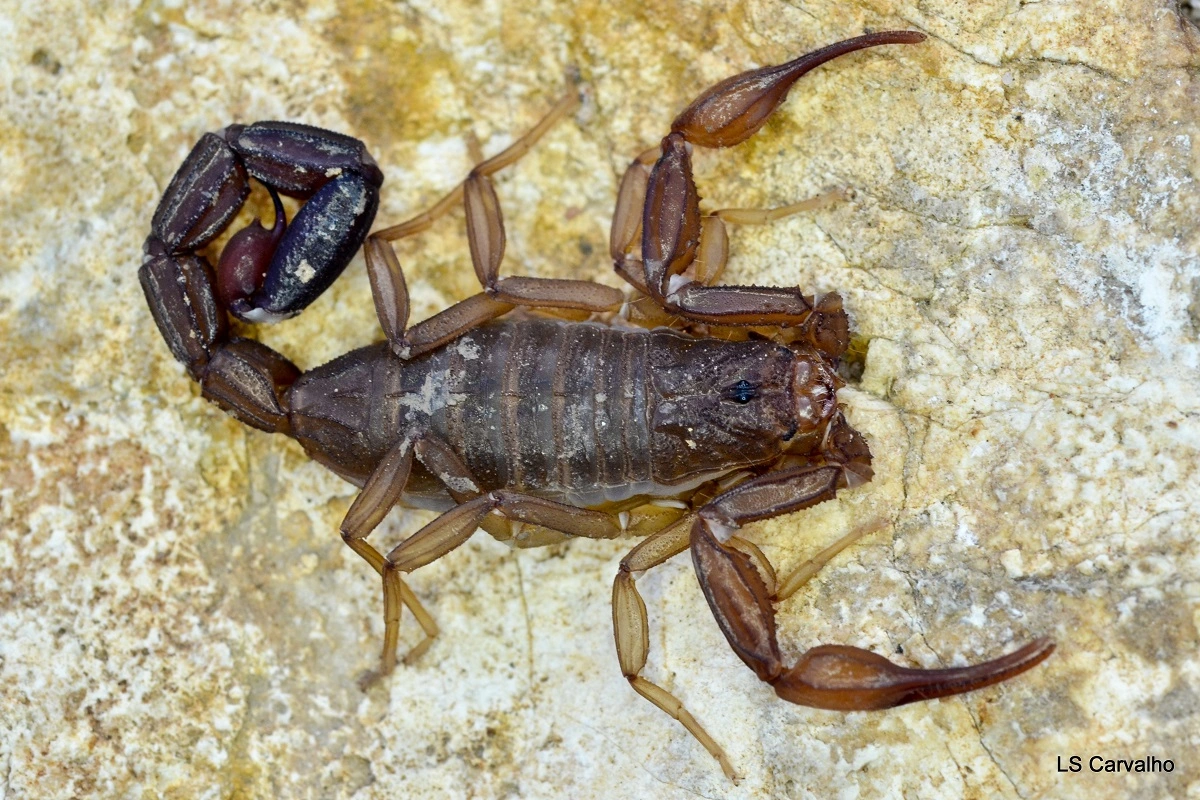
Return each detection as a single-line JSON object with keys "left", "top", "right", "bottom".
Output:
{"left": 1, "top": 1, "right": 1198, "bottom": 798}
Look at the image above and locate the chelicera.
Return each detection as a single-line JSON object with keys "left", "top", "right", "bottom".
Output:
{"left": 140, "top": 31, "right": 1053, "bottom": 778}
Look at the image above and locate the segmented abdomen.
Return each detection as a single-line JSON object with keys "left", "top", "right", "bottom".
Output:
{"left": 404, "top": 318, "right": 656, "bottom": 505}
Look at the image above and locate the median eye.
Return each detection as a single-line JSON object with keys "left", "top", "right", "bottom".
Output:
{"left": 725, "top": 380, "right": 758, "bottom": 404}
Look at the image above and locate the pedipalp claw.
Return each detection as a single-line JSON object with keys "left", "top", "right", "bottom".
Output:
{"left": 671, "top": 31, "right": 926, "bottom": 149}
{"left": 772, "top": 638, "right": 1056, "bottom": 710}
{"left": 692, "top": 464, "right": 1054, "bottom": 721}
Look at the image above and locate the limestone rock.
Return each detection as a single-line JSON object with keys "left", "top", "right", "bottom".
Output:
{"left": 1, "top": 1, "right": 1197, "bottom": 797}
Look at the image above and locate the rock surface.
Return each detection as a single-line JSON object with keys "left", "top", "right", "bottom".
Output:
{"left": 1, "top": 1, "right": 1198, "bottom": 798}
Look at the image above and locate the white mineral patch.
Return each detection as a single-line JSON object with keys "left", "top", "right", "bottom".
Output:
{"left": 294, "top": 258, "right": 317, "bottom": 284}
{"left": 455, "top": 336, "right": 480, "bottom": 360}
{"left": 399, "top": 371, "right": 468, "bottom": 418}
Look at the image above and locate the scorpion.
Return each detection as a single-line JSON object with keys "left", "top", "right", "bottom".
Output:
{"left": 139, "top": 31, "right": 1053, "bottom": 778}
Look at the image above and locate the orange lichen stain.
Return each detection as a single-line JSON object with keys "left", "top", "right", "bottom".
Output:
{"left": 325, "top": 0, "right": 459, "bottom": 162}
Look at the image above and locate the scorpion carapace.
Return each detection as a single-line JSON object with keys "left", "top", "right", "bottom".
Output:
{"left": 140, "top": 31, "right": 1053, "bottom": 779}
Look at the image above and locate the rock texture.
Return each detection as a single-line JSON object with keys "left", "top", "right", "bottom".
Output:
{"left": 1, "top": 1, "right": 1198, "bottom": 798}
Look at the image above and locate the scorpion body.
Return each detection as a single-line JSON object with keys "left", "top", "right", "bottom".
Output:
{"left": 290, "top": 317, "right": 850, "bottom": 510}
{"left": 140, "top": 31, "right": 1052, "bottom": 779}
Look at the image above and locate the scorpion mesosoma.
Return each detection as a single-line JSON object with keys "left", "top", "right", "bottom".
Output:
{"left": 140, "top": 32, "right": 1053, "bottom": 778}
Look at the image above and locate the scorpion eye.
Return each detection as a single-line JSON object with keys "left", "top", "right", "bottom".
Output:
{"left": 725, "top": 379, "right": 758, "bottom": 404}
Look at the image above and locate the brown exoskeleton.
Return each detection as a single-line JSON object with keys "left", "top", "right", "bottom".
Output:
{"left": 140, "top": 32, "right": 1053, "bottom": 778}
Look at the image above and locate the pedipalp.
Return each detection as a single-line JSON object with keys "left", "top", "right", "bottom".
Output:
{"left": 612, "top": 31, "right": 926, "bottom": 356}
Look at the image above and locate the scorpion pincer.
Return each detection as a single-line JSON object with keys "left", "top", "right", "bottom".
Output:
{"left": 139, "top": 31, "right": 1053, "bottom": 778}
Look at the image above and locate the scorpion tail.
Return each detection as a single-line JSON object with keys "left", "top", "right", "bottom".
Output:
{"left": 142, "top": 121, "right": 383, "bottom": 433}
{"left": 139, "top": 253, "right": 300, "bottom": 434}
